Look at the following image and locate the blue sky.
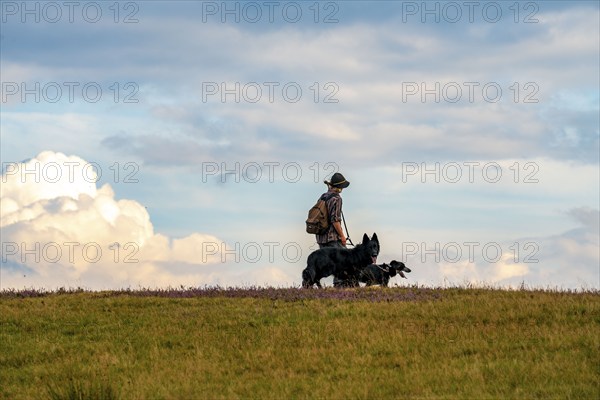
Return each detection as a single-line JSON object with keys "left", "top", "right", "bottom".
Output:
{"left": 1, "top": 1, "right": 598, "bottom": 289}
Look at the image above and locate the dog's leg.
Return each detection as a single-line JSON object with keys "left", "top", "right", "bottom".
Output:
{"left": 302, "top": 267, "right": 316, "bottom": 289}
{"left": 382, "top": 275, "right": 390, "bottom": 287}
{"left": 301, "top": 270, "right": 309, "bottom": 288}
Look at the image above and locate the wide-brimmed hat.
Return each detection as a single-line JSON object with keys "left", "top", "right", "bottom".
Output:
{"left": 327, "top": 172, "right": 350, "bottom": 188}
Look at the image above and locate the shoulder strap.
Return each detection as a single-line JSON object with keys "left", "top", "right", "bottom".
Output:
{"left": 321, "top": 192, "right": 338, "bottom": 202}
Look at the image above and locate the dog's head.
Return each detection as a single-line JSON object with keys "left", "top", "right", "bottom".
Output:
{"left": 390, "top": 260, "right": 411, "bottom": 279}
{"left": 362, "top": 233, "right": 380, "bottom": 264}
{"left": 379, "top": 263, "right": 397, "bottom": 277}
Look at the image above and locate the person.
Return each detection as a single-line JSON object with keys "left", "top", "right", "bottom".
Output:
{"left": 315, "top": 172, "right": 351, "bottom": 286}
{"left": 316, "top": 172, "right": 350, "bottom": 249}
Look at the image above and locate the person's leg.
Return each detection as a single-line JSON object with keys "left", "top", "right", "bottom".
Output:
{"left": 328, "top": 241, "right": 351, "bottom": 287}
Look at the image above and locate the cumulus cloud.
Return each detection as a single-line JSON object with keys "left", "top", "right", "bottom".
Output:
{"left": 0, "top": 151, "right": 266, "bottom": 289}
{"left": 489, "top": 254, "right": 530, "bottom": 283}
{"left": 426, "top": 207, "right": 599, "bottom": 289}
{"left": 530, "top": 207, "right": 600, "bottom": 289}
{"left": 439, "top": 260, "right": 480, "bottom": 285}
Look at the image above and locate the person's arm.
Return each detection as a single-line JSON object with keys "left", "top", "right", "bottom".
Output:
{"left": 328, "top": 194, "right": 346, "bottom": 246}
{"left": 332, "top": 221, "right": 346, "bottom": 246}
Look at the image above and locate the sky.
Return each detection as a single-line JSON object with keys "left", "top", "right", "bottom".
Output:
{"left": 1, "top": 0, "right": 598, "bottom": 290}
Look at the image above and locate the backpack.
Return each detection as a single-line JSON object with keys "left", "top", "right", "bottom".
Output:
{"left": 306, "top": 193, "right": 336, "bottom": 234}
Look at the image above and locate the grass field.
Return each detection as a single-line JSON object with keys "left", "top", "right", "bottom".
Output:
{"left": 1, "top": 286, "right": 599, "bottom": 399}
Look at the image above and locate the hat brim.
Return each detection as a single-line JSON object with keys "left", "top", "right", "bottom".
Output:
{"left": 333, "top": 181, "right": 350, "bottom": 189}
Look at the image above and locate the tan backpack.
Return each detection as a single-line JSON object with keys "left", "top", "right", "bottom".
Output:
{"left": 305, "top": 193, "right": 336, "bottom": 234}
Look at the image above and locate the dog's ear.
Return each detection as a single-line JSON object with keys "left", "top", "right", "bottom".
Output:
{"left": 362, "top": 233, "right": 369, "bottom": 243}
{"left": 389, "top": 268, "right": 397, "bottom": 277}
{"left": 372, "top": 233, "right": 379, "bottom": 243}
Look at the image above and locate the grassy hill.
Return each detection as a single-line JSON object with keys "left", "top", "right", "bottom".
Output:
{"left": 1, "top": 286, "right": 598, "bottom": 399}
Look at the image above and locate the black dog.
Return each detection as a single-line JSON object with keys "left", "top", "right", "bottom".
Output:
{"left": 359, "top": 260, "right": 411, "bottom": 287}
{"left": 302, "top": 233, "right": 380, "bottom": 288}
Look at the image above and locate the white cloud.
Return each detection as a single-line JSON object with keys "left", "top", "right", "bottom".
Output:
{"left": 376, "top": 202, "right": 598, "bottom": 290}
{"left": 489, "top": 254, "right": 530, "bottom": 283}
{"left": 0, "top": 151, "right": 259, "bottom": 289}
{"left": 439, "top": 259, "right": 480, "bottom": 284}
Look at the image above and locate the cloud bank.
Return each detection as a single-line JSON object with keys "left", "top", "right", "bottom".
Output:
{"left": 0, "top": 151, "right": 292, "bottom": 289}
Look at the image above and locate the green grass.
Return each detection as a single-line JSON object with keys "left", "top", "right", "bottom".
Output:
{"left": 1, "top": 287, "right": 599, "bottom": 399}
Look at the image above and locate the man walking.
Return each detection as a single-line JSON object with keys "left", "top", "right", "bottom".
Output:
{"left": 315, "top": 172, "right": 351, "bottom": 286}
